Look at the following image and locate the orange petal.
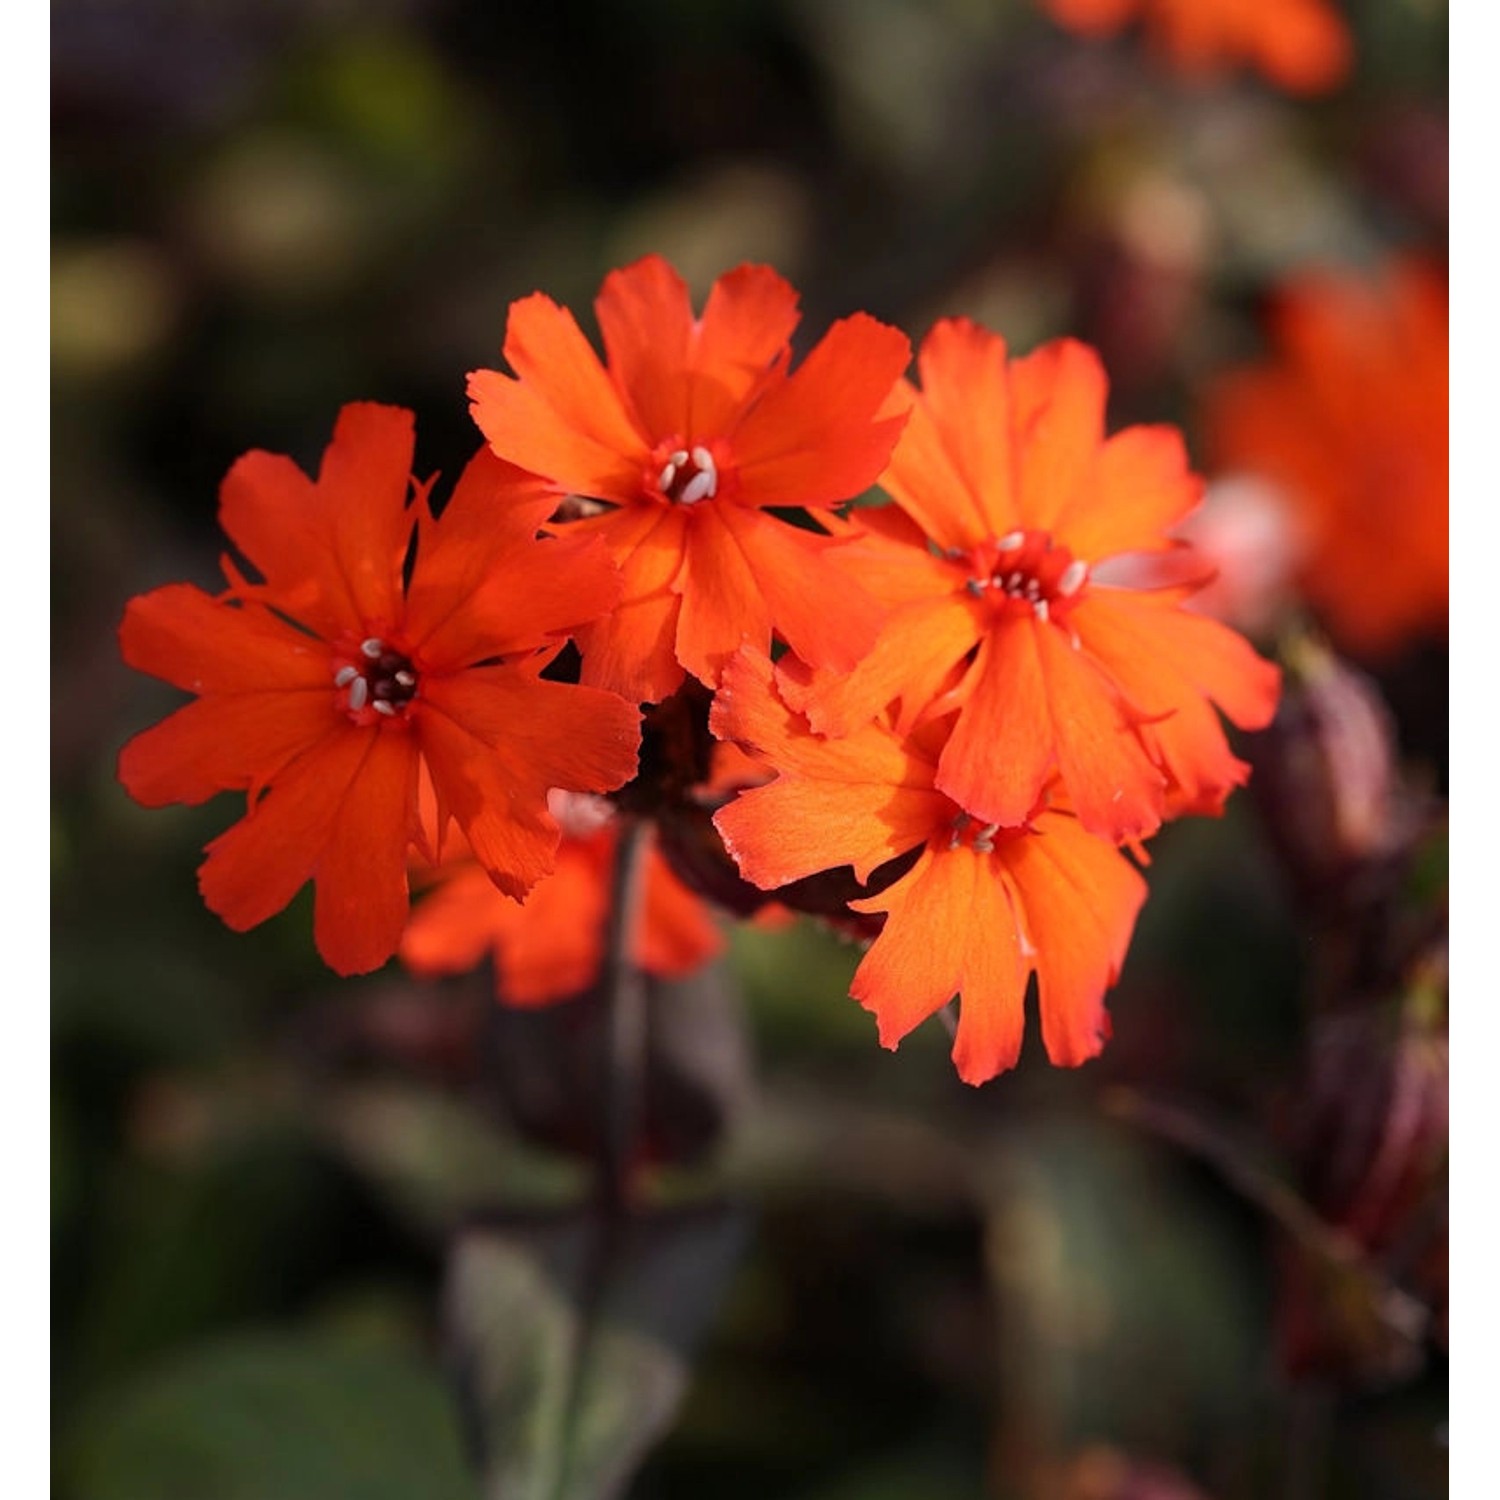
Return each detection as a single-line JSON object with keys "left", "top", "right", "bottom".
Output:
{"left": 1004, "top": 812, "right": 1147, "bottom": 1067}
{"left": 217, "top": 450, "right": 346, "bottom": 637}
{"left": 120, "top": 584, "right": 331, "bottom": 695}
{"left": 1033, "top": 620, "right": 1166, "bottom": 842}
{"left": 402, "top": 446, "right": 578, "bottom": 661}
{"left": 468, "top": 292, "right": 649, "bottom": 503}
{"left": 714, "top": 773, "right": 943, "bottom": 891}
{"left": 1242, "top": 0, "right": 1353, "bottom": 94}
{"left": 794, "top": 591, "right": 981, "bottom": 740}
{"left": 671, "top": 505, "right": 774, "bottom": 689}
{"left": 710, "top": 650, "right": 947, "bottom": 888}
{"left": 1079, "top": 589, "right": 1281, "bottom": 729}
{"left": 934, "top": 619, "right": 1055, "bottom": 829}
{"left": 596, "top": 255, "right": 696, "bottom": 441}
{"left": 638, "top": 841, "right": 725, "bottom": 976}
{"left": 713, "top": 504, "right": 888, "bottom": 678}
{"left": 691, "top": 264, "right": 801, "bottom": 435}
{"left": 881, "top": 382, "right": 991, "bottom": 552}
{"left": 913, "top": 319, "right": 1020, "bottom": 537}
{"left": 313, "top": 726, "right": 420, "bottom": 975}
{"left": 119, "top": 690, "right": 340, "bottom": 808}
{"left": 849, "top": 845, "right": 1028, "bottom": 1082}
{"left": 404, "top": 841, "right": 611, "bottom": 1006}
{"left": 408, "top": 455, "right": 624, "bottom": 672}
{"left": 314, "top": 403, "right": 416, "bottom": 632}
{"left": 1010, "top": 338, "right": 1108, "bottom": 532}
{"left": 417, "top": 668, "right": 641, "bottom": 899}
{"left": 732, "top": 313, "right": 912, "bottom": 509}
{"left": 197, "top": 723, "right": 372, "bottom": 939}
{"left": 399, "top": 864, "right": 509, "bottom": 979}
{"left": 572, "top": 505, "right": 690, "bottom": 703}
{"left": 1053, "top": 425, "right": 1204, "bottom": 562}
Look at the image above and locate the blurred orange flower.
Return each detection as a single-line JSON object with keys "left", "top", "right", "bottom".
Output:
{"left": 1206, "top": 259, "right": 1449, "bottom": 657}
{"left": 792, "top": 320, "right": 1280, "bottom": 844}
{"left": 401, "top": 794, "right": 723, "bottom": 1006}
{"left": 712, "top": 650, "right": 1147, "bottom": 1084}
{"left": 118, "top": 406, "right": 641, "bottom": 975}
{"left": 467, "top": 255, "right": 910, "bottom": 703}
{"left": 1041, "top": 0, "right": 1352, "bottom": 95}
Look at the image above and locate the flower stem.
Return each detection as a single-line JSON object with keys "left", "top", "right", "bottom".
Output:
{"left": 599, "top": 816, "right": 651, "bottom": 1215}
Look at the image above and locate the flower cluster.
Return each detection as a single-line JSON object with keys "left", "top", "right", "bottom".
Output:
{"left": 1205, "top": 257, "right": 1448, "bottom": 658}
{"left": 119, "top": 255, "right": 1280, "bottom": 1083}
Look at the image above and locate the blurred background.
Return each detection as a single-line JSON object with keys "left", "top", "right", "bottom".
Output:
{"left": 53, "top": 1, "right": 1448, "bottom": 1496}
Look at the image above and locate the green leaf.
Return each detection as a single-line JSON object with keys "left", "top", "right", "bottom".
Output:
{"left": 61, "top": 1333, "right": 476, "bottom": 1500}
{"left": 446, "top": 1203, "right": 748, "bottom": 1500}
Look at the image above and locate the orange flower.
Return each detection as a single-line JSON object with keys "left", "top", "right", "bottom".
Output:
{"left": 466, "top": 255, "right": 910, "bottom": 703}
{"left": 1040, "top": 0, "right": 1351, "bottom": 95}
{"left": 712, "top": 651, "right": 1147, "bottom": 1084}
{"left": 118, "top": 404, "right": 642, "bottom": 976}
{"left": 790, "top": 320, "right": 1281, "bottom": 844}
{"left": 400, "top": 793, "right": 723, "bottom": 1005}
{"left": 1205, "top": 259, "right": 1448, "bottom": 658}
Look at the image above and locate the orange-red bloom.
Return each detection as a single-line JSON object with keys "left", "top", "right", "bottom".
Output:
{"left": 467, "top": 255, "right": 910, "bottom": 703}
{"left": 712, "top": 651, "right": 1147, "bottom": 1085}
{"left": 791, "top": 320, "right": 1281, "bottom": 844}
{"left": 118, "top": 404, "right": 642, "bottom": 976}
{"left": 401, "top": 793, "right": 723, "bottom": 1005}
{"left": 1205, "top": 259, "right": 1449, "bottom": 658}
{"left": 1040, "top": 0, "right": 1352, "bottom": 95}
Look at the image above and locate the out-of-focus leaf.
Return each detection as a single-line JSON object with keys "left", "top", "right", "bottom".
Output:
{"left": 61, "top": 1333, "right": 476, "bottom": 1500}
{"left": 446, "top": 1202, "right": 748, "bottom": 1500}
{"left": 316, "top": 1080, "right": 587, "bottom": 1238}
{"left": 980, "top": 1114, "right": 1262, "bottom": 1466}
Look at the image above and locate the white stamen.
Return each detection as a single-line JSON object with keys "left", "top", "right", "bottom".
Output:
{"left": 360, "top": 638, "right": 384, "bottom": 659}
{"left": 679, "top": 469, "right": 716, "bottom": 505}
{"left": 973, "top": 835, "right": 995, "bottom": 855}
{"left": 1034, "top": 599, "right": 1050, "bottom": 623}
{"left": 348, "top": 676, "right": 369, "bottom": 711}
{"left": 1057, "top": 559, "right": 1088, "bottom": 597}
{"left": 997, "top": 530, "right": 1025, "bottom": 552}
{"left": 1004, "top": 571, "right": 1023, "bottom": 591}
{"left": 334, "top": 665, "right": 359, "bottom": 687}
{"left": 372, "top": 699, "right": 396, "bottom": 716}
{"left": 691, "top": 445, "right": 714, "bottom": 472}
{"left": 658, "top": 462, "right": 678, "bottom": 492}
{"left": 394, "top": 669, "right": 416, "bottom": 688}
{"left": 1024, "top": 578, "right": 1041, "bottom": 600}
{"left": 669, "top": 449, "right": 689, "bottom": 467}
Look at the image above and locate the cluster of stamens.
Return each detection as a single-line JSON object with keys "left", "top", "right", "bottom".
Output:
{"left": 657, "top": 445, "right": 719, "bottom": 505}
{"left": 954, "top": 529, "right": 1089, "bottom": 623}
{"left": 947, "top": 811, "right": 1002, "bottom": 854}
{"left": 334, "top": 638, "right": 418, "bottom": 720}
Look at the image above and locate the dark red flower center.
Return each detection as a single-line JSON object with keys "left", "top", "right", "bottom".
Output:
{"left": 956, "top": 529, "right": 1089, "bottom": 622}
{"left": 333, "top": 636, "right": 419, "bottom": 723}
{"left": 652, "top": 442, "right": 721, "bottom": 505}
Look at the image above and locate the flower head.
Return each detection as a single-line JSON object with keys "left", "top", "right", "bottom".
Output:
{"left": 400, "top": 792, "right": 723, "bottom": 1005}
{"left": 790, "top": 320, "right": 1281, "bottom": 844}
{"left": 1040, "top": 0, "right": 1352, "bottom": 95}
{"left": 1205, "top": 259, "right": 1448, "bottom": 658}
{"left": 711, "top": 650, "right": 1147, "bottom": 1085}
{"left": 118, "top": 404, "right": 642, "bottom": 975}
{"left": 467, "top": 255, "right": 911, "bottom": 702}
